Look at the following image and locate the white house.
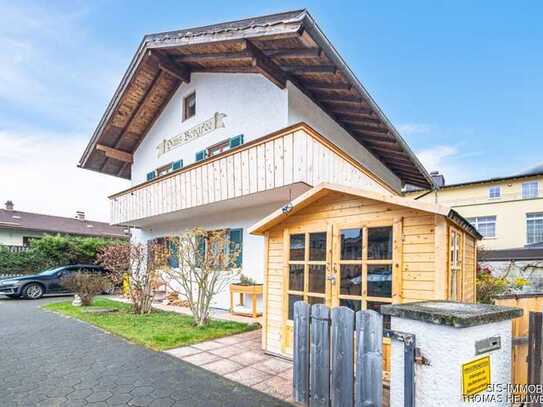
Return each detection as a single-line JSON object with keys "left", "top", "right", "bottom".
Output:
{"left": 79, "top": 10, "right": 434, "bottom": 310}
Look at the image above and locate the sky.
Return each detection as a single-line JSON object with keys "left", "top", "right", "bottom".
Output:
{"left": 1, "top": 0, "right": 542, "bottom": 221}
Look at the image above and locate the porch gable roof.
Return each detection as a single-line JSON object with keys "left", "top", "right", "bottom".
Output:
{"left": 248, "top": 183, "right": 482, "bottom": 239}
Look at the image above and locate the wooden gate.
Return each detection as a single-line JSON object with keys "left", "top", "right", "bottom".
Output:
{"left": 293, "top": 302, "right": 416, "bottom": 407}
{"left": 495, "top": 293, "right": 543, "bottom": 391}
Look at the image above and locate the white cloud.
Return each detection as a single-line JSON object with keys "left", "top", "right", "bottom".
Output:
{"left": 396, "top": 123, "right": 432, "bottom": 138}
{"left": 0, "top": 128, "right": 129, "bottom": 222}
{"left": 415, "top": 144, "right": 478, "bottom": 184}
{"left": 0, "top": 1, "right": 124, "bottom": 130}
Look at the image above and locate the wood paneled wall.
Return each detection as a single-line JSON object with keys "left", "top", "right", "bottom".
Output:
{"left": 110, "top": 125, "right": 391, "bottom": 225}
{"left": 261, "top": 191, "right": 477, "bottom": 356}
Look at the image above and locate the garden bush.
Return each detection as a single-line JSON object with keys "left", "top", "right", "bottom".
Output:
{"left": 0, "top": 235, "right": 124, "bottom": 275}
{"left": 61, "top": 272, "right": 113, "bottom": 306}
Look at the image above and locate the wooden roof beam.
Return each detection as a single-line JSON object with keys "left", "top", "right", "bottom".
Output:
{"left": 337, "top": 116, "right": 382, "bottom": 126}
{"left": 304, "top": 81, "right": 352, "bottom": 90}
{"left": 174, "top": 51, "right": 252, "bottom": 63}
{"left": 264, "top": 47, "right": 322, "bottom": 58}
{"left": 96, "top": 144, "right": 133, "bottom": 163}
{"left": 244, "top": 40, "right": 287, "bottom": 89}
{"left": 326, "top": 105, "right": 374, "bottom": 116}
{"left": 348, "top": 123, "right": 389, "bottom": 134}
{"left": 283, "top": 64, "right": 337, "bottom": 74}
{"left": 149, "top": 50, "right": 191, "bottom": 83}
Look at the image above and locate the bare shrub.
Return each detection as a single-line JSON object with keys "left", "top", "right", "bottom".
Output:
{"left": 97, "top": 242, "right": 168, "bottom": 314}
{"left": 164, "top": 228, "right": 241, "bottom": 326}
{"left": 61, "top": 273, "right": 112, "bottom": 306}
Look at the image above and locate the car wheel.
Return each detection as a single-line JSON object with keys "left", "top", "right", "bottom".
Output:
{"left": 22, "top": 283, "right": 44, "bottom": 300}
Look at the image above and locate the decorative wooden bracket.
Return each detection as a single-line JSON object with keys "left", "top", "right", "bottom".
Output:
{"left": 96, "top": 144, "right": 133, "bottom": 163}
{"left": 243, "top": 40, "right": 287, "bottom": 89}
{"left": 148, "top": 49, "right": 191, "bottom": 83}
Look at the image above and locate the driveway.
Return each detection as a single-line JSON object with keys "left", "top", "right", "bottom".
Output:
{"left": 0, "top": 296, "right": 291, "bottom": 407}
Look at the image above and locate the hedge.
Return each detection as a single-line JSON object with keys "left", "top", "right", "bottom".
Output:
{"left": 0, "top": 235, "right": 124, "bottom": 275}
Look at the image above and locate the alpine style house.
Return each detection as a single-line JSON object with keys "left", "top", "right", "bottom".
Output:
{"left": 79, "top": 10, "right": 473, "bottom": 323}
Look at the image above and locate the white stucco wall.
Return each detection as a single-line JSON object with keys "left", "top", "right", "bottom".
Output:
{"left": 132, "top": 73, "right": 288, "bottom": 185}
{"left": 0, "top": 229, "right": 42, "bottom": 246}
{"left": 391, "top": 317, "right": 512, "bottom": 407}
{"left": 131, "top": 202, "right": 281, "bottom": 310}
{"left": 286, "top": 82, "right": 402, "bottom": 193}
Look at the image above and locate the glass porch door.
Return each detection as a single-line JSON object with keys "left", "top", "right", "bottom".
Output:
{"left": 331, "top": 224, "right": 394, "bottom": 323}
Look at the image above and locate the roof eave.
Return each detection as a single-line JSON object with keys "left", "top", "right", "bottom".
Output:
{"left": 299, "top": 13, "right": 434, "bottom": 190}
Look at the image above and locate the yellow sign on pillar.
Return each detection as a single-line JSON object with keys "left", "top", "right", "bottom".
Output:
{"left": 462, "top": 356, "right": 491, "bottom": 396}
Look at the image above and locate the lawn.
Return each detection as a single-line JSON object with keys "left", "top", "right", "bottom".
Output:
{"left": 44, "top": 298, "right": 258, "bottom": 351}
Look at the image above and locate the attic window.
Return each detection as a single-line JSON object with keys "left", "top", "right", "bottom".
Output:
{"left": 183, "top": 92, "right": 196, "bottom": 121}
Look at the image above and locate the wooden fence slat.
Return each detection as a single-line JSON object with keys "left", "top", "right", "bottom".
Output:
{"left": 294, "top": 301, "right": 311, "bottom": 405}
{"left": 355, "top": 310, "right": 383, "bottom": 407}
{"left": 528, "top": 311, "right": 543, "bottom": 406}
{"left": 403, "top": 335, "right": 416, "bottom": 407}
{"left": 331, "top": 306, "right": 354, "bottom": 407}
{"left": 310, "top": 304, "right": 330, "bottom": 407}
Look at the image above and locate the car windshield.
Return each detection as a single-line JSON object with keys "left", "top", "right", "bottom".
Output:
{"left": 38, "top": 267, "right": 65, "bottom": 276}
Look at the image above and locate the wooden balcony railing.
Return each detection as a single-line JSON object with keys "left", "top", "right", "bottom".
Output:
{"left": 110, "top": 123, "right": 391, "bottom": 225}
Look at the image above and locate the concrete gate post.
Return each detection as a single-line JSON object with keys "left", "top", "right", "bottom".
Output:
{"left": 382, "top": 301, "right": 522, "bottom": 407}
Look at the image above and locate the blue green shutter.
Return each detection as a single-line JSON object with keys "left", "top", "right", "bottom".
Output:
{"left": 167, "top": 239, "right": 179, "bottom": 268}
{"left": 229, "top": 228, "right": 243, "bottom": 268}
{"left": 172, "top": 159, "right": 183, "bottom": 171}
{"left": 146, "top": 171, "right": 156, "bottom": 181}
{"left": 229, "top": 134, "right": 244, "bottom": 149}
{"left": 195, "top": 150, "right": 207, "bottom": 162}
{"left": 196, "top": 236, "right": 206, "bottom": 266}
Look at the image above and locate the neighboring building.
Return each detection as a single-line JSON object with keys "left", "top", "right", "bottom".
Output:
{"left": 408, "top": 170, "right": 543, "bottom": 284}
{"left": 78, "top": 10, "right": 437, "bottom": 310}
{"left": 0, "top": 201, "right": 129, "bottom": 250}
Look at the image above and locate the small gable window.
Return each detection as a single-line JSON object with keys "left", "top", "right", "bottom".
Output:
{"left": 183, "top": 92, "right": 196, "bottom": 121}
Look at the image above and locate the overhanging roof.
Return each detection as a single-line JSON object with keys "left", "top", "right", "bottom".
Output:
{"left": 79, "top": 9, "right": 433, "bottom": 188}
{"left": 248, "top": 183, "right": 482, "bottom": 239}
{"left": 0, "top": 209, "right": 129, "bottom": 238}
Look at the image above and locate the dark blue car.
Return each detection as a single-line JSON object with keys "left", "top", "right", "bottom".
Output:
{"left": 0, "top": 264, "right": 107, "bottom": 300}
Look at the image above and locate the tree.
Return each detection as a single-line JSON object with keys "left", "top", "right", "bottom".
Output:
{"left": 97, "top": 242, "right": 167, "bottom": 314}
{"left": 163, "top": 228, "right": 241, "bottom": 326}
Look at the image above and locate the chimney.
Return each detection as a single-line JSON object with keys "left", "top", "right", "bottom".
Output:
{"left": 75, "top": 211, "right": 85, "bottom": 220}
{"left": 5, "top": 200, "right": 14, "bottom": 211}
{"left": 430, "top": 171, "right": 445, "bottom": 188}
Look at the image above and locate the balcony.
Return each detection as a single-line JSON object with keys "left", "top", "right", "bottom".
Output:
{"left": 110, "top": 123, "right": 390, "bottom": 226}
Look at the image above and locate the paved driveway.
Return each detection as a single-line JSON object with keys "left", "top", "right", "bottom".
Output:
{"left": 0, "top": 297, "right": 291, "bottom": 407}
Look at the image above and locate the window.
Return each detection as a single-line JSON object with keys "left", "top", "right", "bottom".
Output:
{"left": 467, "top": 216, "right": 496, "bottom": 238}
{"left": 195, "top": 229, "right": 243, "bottom": 268}
{"left": 449, "top": 229, "right": 463, "bottom": 301}
{"left": 527, "top": 213, "right": 543, "bottom": 245}
{"left": 202, "top": 135, "right": 246, "bottom": 160}
{"left": 338, "top": 225, "right": 393, "bottom": 328}
{"left": 207, "top": 139, "right": 230, "bottom": 157}
{"left": 287, "top": 232, "right": 328, "bottom": 320}
{"left": 523, "top": 182, "right": 539, "bottom": 199}
{"left": 183, "top": 92, "right": 196, "bottom": 121}
{"left": 488, "top": 186, "right": 501, "bottom": 199}
{"left": 157, "top": 163, "right": 173, "bottom": 177}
